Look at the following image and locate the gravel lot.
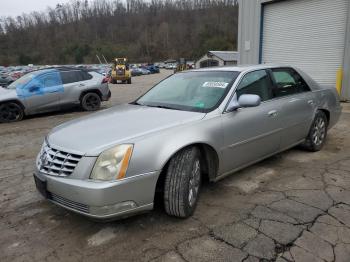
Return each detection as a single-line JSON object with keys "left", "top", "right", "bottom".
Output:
{"left": 1, "top": 69, "right": 350, "bottom": 262}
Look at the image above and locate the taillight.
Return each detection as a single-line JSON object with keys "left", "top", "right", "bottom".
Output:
{"left": 102, "top": 77, "right": 109, "bottom": 84}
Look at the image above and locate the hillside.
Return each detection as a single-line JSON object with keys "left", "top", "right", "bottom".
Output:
{"left": 0, "top": 0, "right": 238, "bottom": 65}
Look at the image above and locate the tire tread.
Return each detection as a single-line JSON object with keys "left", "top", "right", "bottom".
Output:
{"left": 164, "top": 147, "right": 200, "bottom": 218}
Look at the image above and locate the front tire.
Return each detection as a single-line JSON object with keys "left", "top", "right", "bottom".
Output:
{"left": 81, "top": 93, "right": 101, "bottom": 111}
{"left": 127, "top": 78, "right": 132, "bottom": 84}
{"left": 164, "top": 147, "right": 202, "bottom": 218}
{"left": 0, "top": 102, "right": 24, "bottom": 123}
{"left": 302, "top": 110, "right": 328, "bottom": 152}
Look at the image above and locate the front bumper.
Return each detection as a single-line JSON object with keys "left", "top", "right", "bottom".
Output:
{"left": 113, "top": 75, "right": 130, "bottom": 81}
{"left": 34, "top": 170, "right": 160, "bottom": 220}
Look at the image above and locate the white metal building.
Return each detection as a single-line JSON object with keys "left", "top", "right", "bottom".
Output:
{"left": 195, "top": 51, "right": 240, "bottom": 68}
{"left": 238, "top": 0, "right": 350, "bottom": 100}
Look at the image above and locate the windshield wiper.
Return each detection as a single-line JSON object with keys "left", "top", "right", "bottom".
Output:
{"left": 130, "top": 101, "right": 143, "bottom": 106}
{"left": 151, "top": 105, "right": 176, "bottom": 110}
{"left": 143, "top": 104, "right": 181, "bottom": 110}
{"left": 131, "top": 101, "right": 182, "bottom": 111}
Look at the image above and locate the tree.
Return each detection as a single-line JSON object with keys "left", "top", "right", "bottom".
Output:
{"left": 0, "top": 0, "right": 238, "bottom": 65}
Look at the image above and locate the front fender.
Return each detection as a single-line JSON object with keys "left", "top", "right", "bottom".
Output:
{"left": 125, "top": 114, "right": 224, "bottom": 178}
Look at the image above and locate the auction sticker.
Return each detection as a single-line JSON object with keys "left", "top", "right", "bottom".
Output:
{"left": 202, "top": 82, "right": 229, "bottom": 88}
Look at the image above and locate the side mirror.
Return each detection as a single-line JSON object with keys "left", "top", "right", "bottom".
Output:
{"left": 238, "top": 94, "right": 261, "bottom": 108}
{"left": 29, "top": 86, "right": 40, "bottom": 92}
{"left": 226, "top": 94, "right": 261, "bottom": 112}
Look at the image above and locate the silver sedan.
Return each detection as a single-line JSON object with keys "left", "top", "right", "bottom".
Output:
{"left": 33, "top": 65, "right": 341, "bottom": 220}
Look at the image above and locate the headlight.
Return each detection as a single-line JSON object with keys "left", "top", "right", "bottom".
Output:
{"left": 90, "top": 144, "right": 133, "bottom": 181}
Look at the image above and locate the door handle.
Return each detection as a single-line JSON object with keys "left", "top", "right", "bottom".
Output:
{"left": 268, "top": 110, "right": 278, "bottom": 117}
{"left": 307, "top": 100, "right": 314, "bottom": 105}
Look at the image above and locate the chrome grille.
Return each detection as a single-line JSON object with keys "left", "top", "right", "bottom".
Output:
{"left": 50, "top": 192, "right": 89, "bottom": 213}
{"left": 38, "top": 143, "right": 82, "bottom": 177}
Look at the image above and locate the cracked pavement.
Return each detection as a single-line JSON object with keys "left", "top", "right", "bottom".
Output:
{"left": 1, "top": 70, "right": 350, "bottom": 262}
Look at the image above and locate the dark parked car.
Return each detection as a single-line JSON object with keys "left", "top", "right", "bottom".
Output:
{"left": 131, "top": 68, "right": 143, "bottom": 76}
{"left": 146, "top": 65, "right": 160, "bottom": 74}
{"left": 0, "top": 74, "right": 15, "bottom": 87}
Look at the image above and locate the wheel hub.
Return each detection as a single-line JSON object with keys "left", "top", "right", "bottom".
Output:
{"left": 312, "top": 117, "right": 326, "bottom": 146}
{"left": 86, "top": 96, "right": 99, "bottom": 109}
{"left": 0, "top": 104, "right": 20, "bottom": 121}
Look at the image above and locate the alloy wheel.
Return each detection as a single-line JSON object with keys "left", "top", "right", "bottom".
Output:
{"left": 0, "top": 104, "right": 21, "bottom": 122}
{"left": 85, "top": 95, "right": 100, "bottom": 110}
{"left": 312, "top": 117, "right": 326, "bottom": 146}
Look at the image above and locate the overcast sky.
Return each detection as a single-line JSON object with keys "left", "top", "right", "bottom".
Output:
{"left": 0, "top": 0, "right": 72, "bottom": 17}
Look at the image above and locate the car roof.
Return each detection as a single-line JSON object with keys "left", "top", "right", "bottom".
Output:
{"left": 29, "top": 67, "right": 90, "bottom": 75}
{"left": 26, "top": 68, "right": 57, "bottom": 75}
{"left": 190, "top": 64, "right": 293, "bottom": 73}
{"left": 190, "top": 64, "right": 322, "bottom": 91}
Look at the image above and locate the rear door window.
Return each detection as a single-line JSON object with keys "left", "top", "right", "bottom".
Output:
{"left": 60, "top": 71, "right": 83, "bottom": 84}
{"left": 80, "top": 71, "right": 93, "bottom": 80}
{"left": 271, "top": 68, "right": 310, "bottom": 97}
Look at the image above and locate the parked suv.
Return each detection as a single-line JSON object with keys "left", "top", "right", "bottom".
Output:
{"left": 0, "top": 67, "right": 111, "bottom": 123}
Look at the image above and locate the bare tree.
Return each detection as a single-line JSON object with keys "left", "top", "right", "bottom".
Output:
{"left": 0, "top": 0, "right": 238, "bottom": 65}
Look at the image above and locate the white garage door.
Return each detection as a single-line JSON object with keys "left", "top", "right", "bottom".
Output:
{"left": 261, "top": 0, "right": 348, "bottom": 87}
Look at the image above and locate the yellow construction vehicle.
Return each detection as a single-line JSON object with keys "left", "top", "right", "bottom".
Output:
{"left": 111, "top": 58, "right": 132, "bottom": 84}
{"left": 174, "top": 58, "right": 190, "bottom": 73}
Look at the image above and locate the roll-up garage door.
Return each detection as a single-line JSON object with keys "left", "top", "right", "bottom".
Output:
{"left": 261, "top": 0, "right": 348, "bottom": 87}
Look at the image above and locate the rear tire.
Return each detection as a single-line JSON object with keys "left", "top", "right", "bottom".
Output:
{"left": 81, "top": 93, "right": 101, "bottom": 111}
{"left": 164, "top": 147, "right": 202, "bottom": 218}
{"left": 0, "top": 102, "right": 24, "bottom": 123}
{"left": 302, "top": 110, "right": 328, "bottom": 152}
{"left": 127, "top": 78, "right": 132, "bottom": 84}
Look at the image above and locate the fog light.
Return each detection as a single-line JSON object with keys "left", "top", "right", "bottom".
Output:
{"left": 90, "top": 201, "right": 137, "bottom": 216}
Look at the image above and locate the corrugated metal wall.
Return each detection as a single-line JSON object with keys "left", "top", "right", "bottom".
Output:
{"left": 238, "top": 0, "right": 262, "bottom": 65}
{"left": 238, "top": 0, "right": 350, "bottom": 99}
{"left": 261, "top": 0, "right": 348, "bottom": 88}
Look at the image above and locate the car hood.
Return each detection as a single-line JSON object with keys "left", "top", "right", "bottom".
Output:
{"left": 48, "top": 104, "right": 205, "bottom": 156}
{"left": 0, "top": 87, "right": 17, "bottom": 99}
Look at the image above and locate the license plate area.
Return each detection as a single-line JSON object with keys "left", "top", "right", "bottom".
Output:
{"left": 34, "top": 174, "right": 48, "bottom": 198}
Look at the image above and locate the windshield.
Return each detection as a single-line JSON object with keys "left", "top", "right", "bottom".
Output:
{"left": 7, "top": 72, "right": 37, "bottom": 89}
{"left": 137, "top": 71, "right": 240, "bottom": 112}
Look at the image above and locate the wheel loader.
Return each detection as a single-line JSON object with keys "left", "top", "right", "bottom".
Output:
{"left": 111, "top": 58, "right": 132, "bottom": 84}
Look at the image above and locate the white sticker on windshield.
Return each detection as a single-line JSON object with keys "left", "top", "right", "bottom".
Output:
{"left": 202, "top": 82, "right": 229, "bottom": 88}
